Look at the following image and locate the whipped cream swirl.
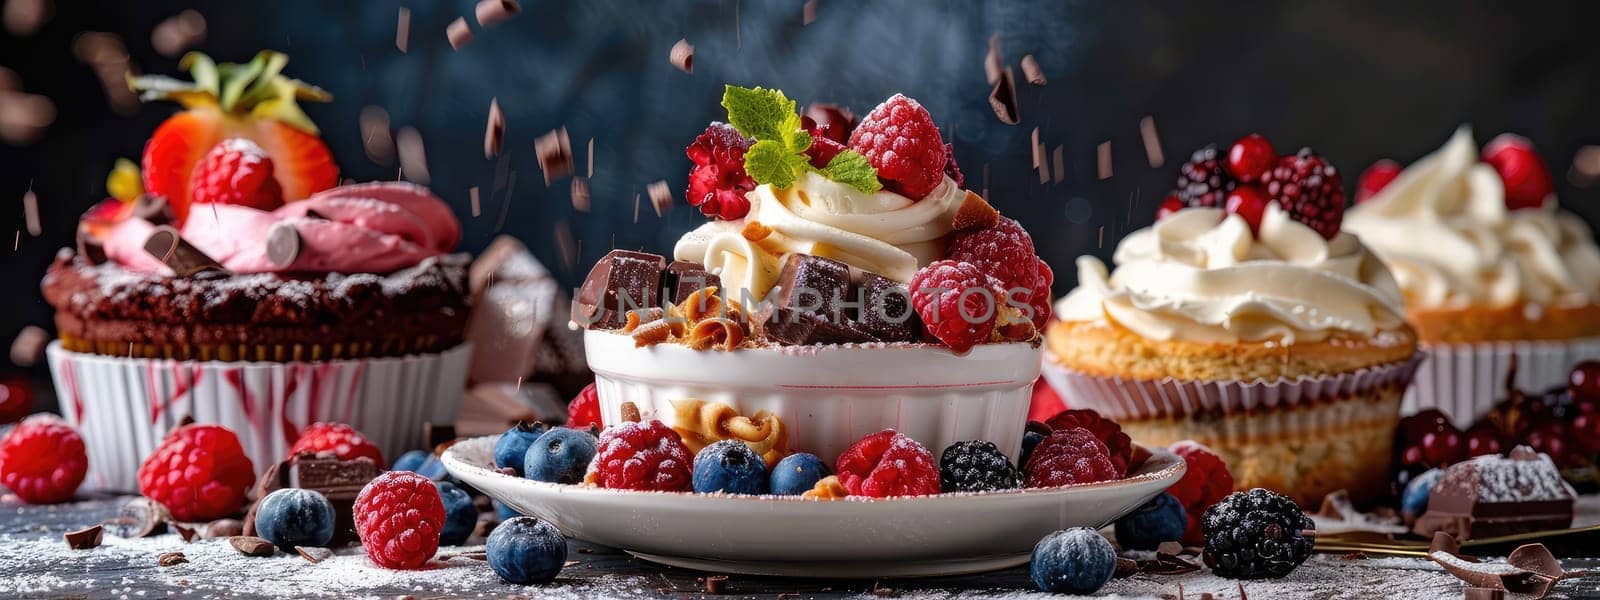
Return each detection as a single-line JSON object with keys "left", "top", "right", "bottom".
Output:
{"left": 1344, "top": 126, "right": 1600, "bottom": 310}
{"left": 1056, "top": 205, "right": 1406, "bottom": 343}
{"left": 673, "top": 171, "right": 966, "bottom": 302}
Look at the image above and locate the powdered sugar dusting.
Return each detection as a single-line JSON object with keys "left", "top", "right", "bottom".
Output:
{"left": 1462, "top": 450, "right": 1574, "bottom": 503}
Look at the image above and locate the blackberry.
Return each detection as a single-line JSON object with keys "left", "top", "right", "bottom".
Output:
{"left": 939, "top": 440, "right": 1021, "bottom": 493}
{"left": 1201, "top": 488, "right": 1315, "bottom": 579}
{"left": 1261, "top": 148, "right": 1344, "bottom": 239}
{"left": 1174, "top": 145, "right": 1234, "bottom": 208}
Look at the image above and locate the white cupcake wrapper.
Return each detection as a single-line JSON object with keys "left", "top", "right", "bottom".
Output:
{"left": 1405, "top": 337, "right": 1600, "bottom": 429}
{"left": 45, "top": 341, "right": 471, "bottom": 492}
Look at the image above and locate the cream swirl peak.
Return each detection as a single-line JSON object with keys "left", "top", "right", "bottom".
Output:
{"left": 1056, "top": 205, "right": 1406, "bottom": 343}
{"left": 1345, "top": 127, "right": 1600, "bottom": 309}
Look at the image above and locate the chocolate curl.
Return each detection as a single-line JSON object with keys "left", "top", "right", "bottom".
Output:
{"left": 265, "top": 222, "right": 301, "bottom": 269}
{"left": 484, "top": 97, "right": 504, "bottom": 159}
{"left": 143, "top": 225, "right": 227, "bottom": 276}
{"left": 535, "top": 127, "right": 574, "bottom": 185}
{"left": 988, "top": 67, "right": 1019, "bottom": 125}
{"left": 446, "top": 17, "right": 473, "bottom": 50}
{"left": 669, "top": 38, "right": 694, "bottom": 73}
{"left": 474, "top": 0, "right": 521, "bottom": 27}
{"left": 1020, "top": 54, "right": 1046, "bottom": 85}
{"left": 1428, "top": 532, "right": 1565, "bottom": 598}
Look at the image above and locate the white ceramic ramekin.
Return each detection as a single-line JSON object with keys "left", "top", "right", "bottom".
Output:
{"left": 45, "top": 341, "right": 471, "bottom": 492}
{"left": 1407, "top": 338, "right": 1600, "bottom": 429}
{"left": 584, "top": 331, "right": 1041, "bottom": 462}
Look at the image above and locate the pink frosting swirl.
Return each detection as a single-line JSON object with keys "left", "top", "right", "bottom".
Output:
{"left": 102, "top": 182, "right": 460, "bottom": 275}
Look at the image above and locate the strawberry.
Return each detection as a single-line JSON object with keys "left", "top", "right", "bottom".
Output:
{"left": 189, "top": 138, "right": 284, "bottom": 210}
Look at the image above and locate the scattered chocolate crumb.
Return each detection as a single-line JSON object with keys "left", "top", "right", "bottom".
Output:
{"left": 535, "top": 127, "right": 574, "bottom": 185}
{"left": 647, "top": 180, "right": 673, "bottom": 216}
{"left": 395, "top": 8, "right": 411, "bottom": 52}
{"left": 296, "top": 546, "right": 334, "bottom": 563}
{"left": 1052, "top": 145, "right": 1065, "bottom": 184}
{"left": 151, "top": 9, "right": 206, "bottom": 57}
{"left": 474, "top": 0, "right": 521, "bottom": 27}
{"left": 984, "top": 33, "right": 1003, "bottom": 84}
{"left": 1097, "top": 140, "right": 1113, "bottom": 180}
{"left": 229, "top": 536, "right": 276, "bottom": 557}
{"left": 802, "top": 0, "right": 817, "bottom": 24}
{"left": 172, "top": 523, "right": 198, "bottom": 543}
{"left": 987, "top": 67, "right": 1019, "bottom": 125}
{"left": 102, "top": 498, "right": 170, "bottom": 539}
{"left": 872, "top": 580, "right": 898, "bottom": 597}
{"left": 704, "top": 574, "right": 728, "bottom": 594}
{"left": 10, "top": 324, "right": 47, "bottom": 367}
{"left": 571, "top": 176, "right": 591, "bottom": 212}
{"left": 1465, "top": 588, "right": 1505, "bottom": 600}
{"left": 619, "top": 401, "right": 642, "bottom": 423}
{"left": 577, "top": 547, "right": 594, "bottom": 554}
{"left": 158, "top": 551, "right": 189, "bottom": 567}
{"left": 1114, "top": 556, "right": 1139, "bottom": 578}
{"left": 202, "top": 518, "right": 243, "bottom": 539}
{"left": 63, "top": 525, "right": 103, "bottom": 550}
{"left": 1199, "top": 594, "right": 1213, "bottom": 600}
{"left": 1342, "top": 551, "right": 1369, "bottom": 561}
{"left": 1139, "top": 115, "right": 1165, "bottom": 168}
{"left": 446, "top": 17, "right": 473, "bottom": 50}
{"left": 484, "top": 97, "right": 504, "bottom": 158}
{"left": 1020, "top": 54, "right": 1046, "bottom": 85}
{"left": 669, "top": 38, "right": 694, "bottom": 73}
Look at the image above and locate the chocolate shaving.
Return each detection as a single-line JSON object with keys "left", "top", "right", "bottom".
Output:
{"left": 446, "top": 17, "right": 473, "bottom": 50}
{"left": 571, "top": 176, "right": 590, "bottom": 212}
{"left": 395, "top": 7, "right": 411, "bottom": 52}
{"left": 474, "top": 0, "right": 520, "bottom": 27}
{"left": 157, "top": 551, "right": 189, "bottom": 567}
{"left": 296, "top": 546, "right": 333, "bottom": 563}
{"left": 102, "top": 498, "right": 170, "bottom": 538}
{"left": 802, "top": 0, "right": 817, "bottom": 24}
{"left": 63, "top": 525, "right": 103, "bottom": 550}
{"left": 535, "top": 127, "right": 574, "bottom": 185}
{"left": 484, "top": 97, "right": 504, "bottom": 159}
{"left": 172, "top": 523, "right": 198, "bottom": 542}
{"left": 265, "top": 222, "right": 300, "bottom": 269}
{"left": 202, "top": 519, "right": 242, "bottom": 539}
{"left": 1428, "top": 532, "right": 1565, "bottom": 598}
{"left": 951, "top": 190, "right": 1000, "bottom": 231}
{"left": 619, "top": 401, "right": 641, "bottom": 423}
{"left": 1097, "top": 140, "right": 1113, "bottom": 180}
{"left": 143, "top": 225, "right": 226, "bottom": 277}
{"left": 647, "top": 180, "right": 673, "bottom": 216}
{"left": 669, "top": 38, "right": 694, "bottom": 73}
{"left": 440, "top": 550, "right": 489, "bottom": 561}
{"left": 1020, "top": 54, "right": 1046, "bottom": 85}
{"left": 10, "top": 324, "right": 47, "bottom": 367}
{"left": 1114, "top": 557, "right": 1139, "bottom": 578}
{"left": 1465, "top": 588, "right": 1505, "bottom": 600}
{"left": 76, "top": 229, "right": 107, "bottom": 265}
{"left": 1238, "top": 582, "right": 1248, "bottom": 600}
{"left": 1052, "top": 145, "right": 1065, "bottom": 183}
{"left": 984, "top": 33, "right": 1003, "bottom": 84}
{"left": 1342, "top": 551, "right": 1369, "bottom": 561}
{"left": 230, "top": 536, "right": 276, "bottom": 557}
{"left": 987, "top": 67, "right": 1019, "bottom": 125}
{"left": 704, "top": 574, "right": 728, "bottom": 594}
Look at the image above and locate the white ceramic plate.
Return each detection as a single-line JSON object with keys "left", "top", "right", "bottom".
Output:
{"left": 443, "top": 434, "right": 1185, "bottom": 578}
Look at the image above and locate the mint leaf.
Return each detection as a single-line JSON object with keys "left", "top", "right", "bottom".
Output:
{"left": 722, "top": 85, "right": 796, "bottom": 141}
{"left": 821, "top": 150, "right": 883, "bottom": 194}
{"left": 744, "top": 139, "right": 809, "bottom": 189}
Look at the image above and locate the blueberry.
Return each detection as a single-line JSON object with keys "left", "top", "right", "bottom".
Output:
{"left": 486, "top": 516, "right": 568, "bottom": 585}
{"left": 1113, "top": 493, "right": 1188, "bottom": 551}
{"left": 494, "top": 422, "right": 550, "bottom": 475}
{"left": 1031, "top": 527, "right": 1116, "bottom": 594}
{"left": 392, "top": 450, "right": 430, "bottom": 472}
{"left": 769, "top": 453, "right": 829, "bottom": 495}
{"left": 253, "top": 488, "right": 336, "bottom": 552}
{"left": 692, "top": 440, "right": 768, "bottom": 495}
{"left": 1019, "top": 431, "right": 1047, "bottom": 467}
{"left": 1402, "top": 468, "right": 1442, "bottom": 518}
{"left": 436, "top": 481, "right": 477, "bottom": 546}
{"left": 523, "top": 428, "right": 598, "bottom": 484}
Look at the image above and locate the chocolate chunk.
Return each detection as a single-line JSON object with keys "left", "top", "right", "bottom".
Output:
{"left": 704, "top": 574, "right": 728, "bottom": 594}
{"left": 855, "top": 273, "right": 918, "bottom": 342}
{"left": 296, "top": 546, "right": 333, "bottom": 563}
{"left": 230, "top": 536, "right": 276, "bottom": 557}
{"left": 772, "top": 254, "right": 851, "bottom": 323}
{"left": 1414, "top": 447, "right": 1574, "bottom": 540}
{"left": 1020, "top": 54, "right": 1046, "bottom": 85}
{"left": 76, "top": 229, "right": 107, "bottom": 264}
{"left": 759, "top": 306, "right": 876, "bottom": 346}
{"left": 535, "top": 127, "right": 573, "bottom": 185}
{"left": 143, "top": 225, "right": 227, "bottom": 277}
{"left": 63, "top": 524, "right": 103, "bottom": 549}
{"left": 619, "top": 401, "right": 641, "bottom": 423}
{"left": 984, "top": 33, "right": 1003, "bottom": 85}
{"left": 669, "top": 38, "right": 694, "bottom": 73}
{"left": 988, "top": 67, "right": 1019, "bottom": 125}
{"left": 662, "top": 261, "right": 721, "bottom": 305}
{"left": 202, "top": 519, "right": 243, "bottom": 539}
{"left": 249, "top": 454, "right": 379, "bottom": 547}
{"left": 802, "top": 0, "right": 817, "bottom": 24}
{"left": 10, "top": 324, "right": 47, "bottom": 367}
{"left": 484, "top": 97, "right": 504, "bottom": 159}
{"left": 570, "top": 176, "right": 590, "bottom": 212}
{"left": 102, "top": 498, "right": 170, "bottom": 538}
{"left": 157, "top": 551, "right": 189, "bottom": 566}
{"left": 1465, "top": 588, "right": 1505, "bottom": 600}
{"left": 265, "top": 222, "right": 300, "bottom": 269}
{"left": 647, "top": 180, "right": 673, "bottom": 216}
{"left": 446, "top": 17, "right": 473, "bottom": 50}
{"left": 573, "top": 250, "right": 666, "bottom": 330}
{"left": 474, "top": 0, "right": 520, "bottom": 27}
{"left": 172, "top": 523, "right": 198, "bottom": 542}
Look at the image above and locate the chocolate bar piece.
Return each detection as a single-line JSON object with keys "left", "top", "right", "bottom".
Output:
{"left": 759, "top": 306, "right": 876, "bottom": 346}
{"left": 572, "top": 249, "right": 665, "bottom": 330}
{"left": 855, "top": 273, "right": 918, "bottom": 342}
{"left": 1414, "top": 446, "right": 1574, "bottom": 540}
{"left": 246, "top": 453, "right": 380, "bottom": 547}
{"left": 772, "top": 254, "right": 851, "bottom": 324}
{"left": 143, "top": 225, "right": 227, "bottom": 277}
{"left": 662, "top": 260, "right": 721, "bottom": 305}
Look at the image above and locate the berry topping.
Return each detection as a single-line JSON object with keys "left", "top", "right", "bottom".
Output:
{"left": 0, "top": 378, "right": 30, "bottom": 425}
{"left": 1224, "top": 184, "right": 1269, "bottom": 234}
{"left": 588, "top": 420, "right": 693, "bottom": 492}
{"left": 1023, "top": 427, "right": 1119, "bottom": 488}
{"left": 354, "top": 471, "right": 446, "bottom": 569}
{"left": 802, "top": 102, "right": 855, "bottom": 143}
{"left": 1113, "top": 492, "right": 1188, "bottom": 551}
{"left": 523, "top": 427, "right": 598, "bottom": 485}
{"left": 1261, "top": 148, "right": 1344, "bottom": 239}
{"left": 1571, "top": 361, "right": 1600, "bottom": 401}
{"left": 691, "top": 440, "right": 770, "bottom": 495}
{"left": 1173, "top": 145, "right": 1232, "bottom": 209}
{"left": 1166, "top": 440, "right": 1235, "bottom": 546}
{"left": 834, "top": 429, "right": 941, "bottom": 498}
{"left": 1027, "top": 257, "right": 1054, "bottom": 331}
{"left": 908, "top": 260, "right": 1004, "bottom": 353}
{"left": 939, "top": 440, "right": 1021, "bottom": 493}
{"left": 253, "top": 488, "right": 336, "bottom": 552}
{"left": 1043, "top": 409, "right": 1133, "bottom": 477}
{"left": 769, "top": 452, "right": 830, "bottom": 496}
{"left": 0, "top": 414, "right": 87, "bottom": 504}
{"left": 137, "top": 423, "right": 255, "bottom": 521}
{"left": 1156, "top": 195, "right": 1185, "bottom": 220}
{"left": 1464, "top": 423, "right": 1505, "bottom": 458}
{"left": 1395, "top": 409, "right": 1465, "bottom": 472}
{"left": 189, "top": 138, "right": 284, "bottom": 211}
{"left": 486, "top": 517, "right": 567, "bottom": 585}
{"left": 685, "top": 122, "right": 756, "bottom": 220}
{"left": 1030, "top": 528, "right": 1116, "bottom": 594}
{"left": 947, "top": 217, "right": 1040, "bottom": 300}
{"left": 435, "top": 481, "right": 477, "bottom": 547}
{"left": 567, "top": 383, "right": 602, "bottom": 430}
{"left": 1483, "top": 134, "right": 1554, "bottom": 210}
{"left": 1226, "top": 133, "right": 1276, "bottom": 182}
{"left": 1356, "top": 159, "right": 1403, "bottom": 203}
{"left": 289, "top": 422, "right": 385, "bottom": 467}
{"left": 493, "top": 421, "right": 550, "bottom": 475}
{"left": 847, "top": 93, "right": 947, "bottom": 199}
{"left": 1201, "top": 488, "right": 1315, "bottom": 579}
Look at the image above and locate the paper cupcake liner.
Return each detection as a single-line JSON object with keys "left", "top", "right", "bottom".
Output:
{"left": 1405, "top": 337, "right": 1600, "bottom": 429}
{"left": 45, "top": 341, "right": 472, "bottom": 492}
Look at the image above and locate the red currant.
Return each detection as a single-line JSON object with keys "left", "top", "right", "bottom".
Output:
{"left": 1224, "top": 185, "right": 1269, "bottom": 234}
{"left": 1525, "top": 421, "right": 1575, "bottom": 468}
{"left": 1464, "top": 423, "right": 1504, "bottom": 457}
{"left": 1156, "top": 195, "right": 1185, "bottom": 220}
{"left": 1225, "top": 133, "right": 1276, "bottom": 182}
{"left": 1569, "top": 361, "right": 1600, "bottom": 401}
{"left": 1356, "top": 159, "right": 1403, "bottom": 203}
{"left": 1572, "top": 412, "right": 1600, "bottom": 454}
{"left": 0, "top": 378, "right": 31, "bottom": 425}
{"left": 1419, "top": 428, "right": 1465, "bottom": 467}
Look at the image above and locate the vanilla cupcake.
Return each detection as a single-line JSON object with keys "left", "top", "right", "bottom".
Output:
{"left": 1344, "top": 126, "right": 1600, "bottom": 426}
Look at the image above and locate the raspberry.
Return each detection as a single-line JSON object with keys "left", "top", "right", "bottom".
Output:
{"left": 938, "top": 440, "right": 1020, "bottom": 493}
{"left": 1355, "top": 159, "right": 1402, "bottom": 203}
{"left": 566, "top": 383, "right": 601, "bottom": 429}
{"left": 0, "top": 378, "right": 32, "bottom": 425}
{"left": 1173, "top": 145, "right": 1233, "bottom": 209}
{"left": 803, "top": 102, "right": 855, "bottom": 143}
{"left": 1023, "top": 427, "right": 1119, "bottom": 488}
{"left": 1028, "top": 379, "right": 1066, "bottom": 423}
{"left": 1167, "top": 440, "right": 1235, "bottom": 546}
{"left": 1225, "top": 133, "right": 1276, "bottom": 182}
{"left": 805, "top": 132, "right": 847, "bottom": 169}
{"left": 1027, "top": 257, "right": 1053, "bottom": 331}
{"left": 0, "top": 414, "right": 87, "bottom": 504}
{"left": 289, "top": 422, "right": 384, "bottom": 467}
{"left": 943, "top": 143, "right": 965, "bottom": 189}
{"left": 847, "top": 94, "right": 947, "bottom": 199}
{"left": 1156, "top": 195, "right": 1185, "bottom": 220}
{"left": 835, "top": 429, "right": 940, "bottom": 497}
{"left": 189, "top": 138, "right": 284, "bottom": 211}
{"left": 1224, "top": 185, "right": 1269, "bottom": 234}
{"left": 1483, "top": 134, "right": 1554, "bottom": 210}
{"left": 1261, "top": 148, "right": 1344, "bottom": 239}
{"left": 354, "top": 471, "right": 446, "bottom": 569}
{"left": 685, "top": 123, "right": 755, "bottom": 220}
{"left": 1202, "top": 488, "right": 1315, "bottom": 579}
{"left": 137, "top": 423, "right": 256, "bottom": 521}
{"left": 1044, "top": 409, "right": 1133, "bottom": 477}
{"left": 588, "top": 420, "right": 693, "bottom": 491}
{"left": 909, "top": 260, "right": 1003, "bottom": 353}
{"left": 947, "top": 217, "right": 1039, "bottom": 297}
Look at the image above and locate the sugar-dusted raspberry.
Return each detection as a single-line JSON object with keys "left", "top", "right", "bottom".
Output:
{"left": 566, "top": 383, "right": 602, "bottom": 429}
{"left": 1261, "top": 148, "right": 1343, "bottom": 239}
{"left": 847, "top": 94, "right": 947, "bottom": 199}
{"left": 138, "top": 423, "right": 256, "bottom": 521}
{"left": 947, "top": 217, "right": 1039, "bottom": 296}
{"left": 685, "top": 122, "right": 755, "bottom": 220}
{"left": 588, "top": 420, "right": 693, "bottom": 491}
{"left": 1044, "top": 409, "right": 1133, "bottom": 477}
{"left": 1027, "top": 257, "right": 1053, "bottom": 331}
{"left": 909, "top": 260, "right": 1004, "bottom": 353}
{"left": 0, "top": 414, "right": 87, "bottom": 504}
{"left": 289, "top": 422, "right": 384, "bottom": 467}
{"left": 1023, "top": 427, "right": 1119, "bottom": 488}
{"left": 1167, "top": 440, "right": 1235, "bottom": 546}
{"left": 354, "top": 471, "right": 446, "bottom": 569}
{"left": 835, "top": 429, "right": 940, "bottom": 498}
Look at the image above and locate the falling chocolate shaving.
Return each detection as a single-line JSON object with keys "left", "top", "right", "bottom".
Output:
{"left": 1097, "top": 141, "right": 1113, "bottom": 180}
{"left": 1030, "top": 127, "right": 1043, "bottom": 168}
{"left": 647, "top": 180, "right": 673, "bottom": 216}
{"left": 484, "top": 97, "right": 504, "bottom": 158}
{"left": 984, "top": 33, "right": 1003, "bottom": 84}
{"left": 230, "top": 536, "right": 276, "bottom": 557}
{"left": 296, "top": 546, "right": 334, "bottom": 563}
{"left": 202, "top": 519, "right": 242, "bottom": 539}
{"left": 987, "top": 67, "right": 1019, "bottom": 125}
{"left": 704, "top": 574, "right": 728, "bottom": 594}
{"left": 1428, "top": 532, "right": 1565, "bottom": 598}
{"left": 1020, "top": 54, "right": 1046, "bottom": 85}
{"left": 265, "top": 222, "right": 301, "bottom": 269}
{"left": 474, "top": 0, "right": 520, "bottom": 27}
{"left": 395, "top": 8, "right": 411, "bottom": 52}
{"left": 102, "top": 498, "right": 170, "bottom": 538}
{"left": 76, "top": 229, "right": 107, "bottom": 264}
{"left": 669, "top": 38, "right": 694, "bottom": 73}
{"left": 1140, "top": 115, "right": 1165, "bottom": 168}
{"left": 571, "top": 176, "right": 591, "bottom": 212}
{"left": 143, "top": 225, "right": 226, "bottom": 277}
{"left": 802, "top": 0, "right": 817, "bottom": 24}
{"left": 535, "top": 127, "right": 574, "bottom": 185}
{"left": 157, "top": 551, "right": 189, "bottom": 567}
{"left": 63, "top": 525, "right": 103, "bottom": 550}
{"left": 619, "top": 401, "right": 641, "bottom": 423}
{"left": 151, "top": 9, "right": 206, "bottom": 58}
{"left": 1052, "top": 145, "right": 1065, "bottom": 183}
{"left": 446, "top": 17, "right": 473, "bottom": 50}
{"left": 10, "top": 324, "right": 47, "bottom": 367}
